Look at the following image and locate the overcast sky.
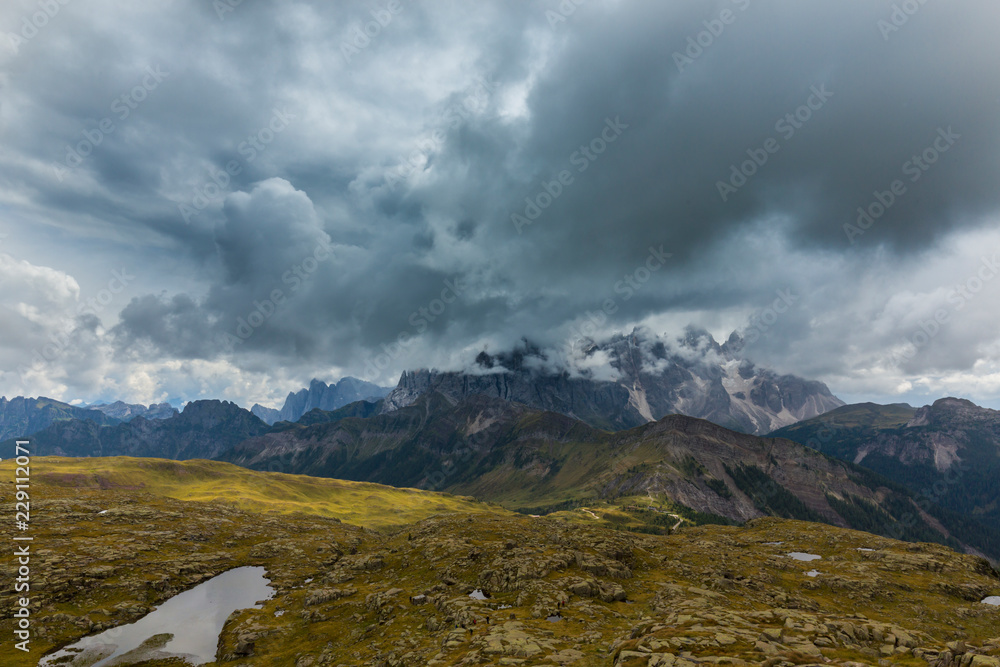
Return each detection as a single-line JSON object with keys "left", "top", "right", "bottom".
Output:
{"left": 2, "top": 0, "right": 1000, "bottom": 411}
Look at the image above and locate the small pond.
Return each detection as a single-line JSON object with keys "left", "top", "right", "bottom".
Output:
{"left": 39, "top": 566, "right": 274, "bottom": 667}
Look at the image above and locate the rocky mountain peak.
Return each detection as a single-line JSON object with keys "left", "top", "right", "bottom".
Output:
{"left": 907, "top": 397, "right": 1000, "bottom": 428}
{"left": 381, "top": 330, "right": 843, "bottom": 435}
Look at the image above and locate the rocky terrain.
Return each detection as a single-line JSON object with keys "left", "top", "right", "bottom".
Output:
{"left": 2, "top": 458, "right": 999, "bottom": 667}
{"left": 380, "top": 329, "right": 843, "bottom": 435}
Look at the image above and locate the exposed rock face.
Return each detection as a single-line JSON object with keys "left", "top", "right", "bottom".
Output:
{"left": 250, "top": 404, "right": 281, "bottom": 424}
{"left": 0, "top": 395, "right": 121, "bottom": 441}
{"left": 11, "top": 399, "right": 268, "bottom": 460}
{"left": 87, "top": 400, "right": 179, "bottom": 421}
{"left": 772, "top": 398, "right": 1000, "bottom": 545}
{"left": 382, "top": 367, "right": 638, "bottom": 430}
{"left": 253, "top": 377, "right": 393, "bottom": 425}
{"left": 381, "top": 329, "right": 843, "bottom": 435}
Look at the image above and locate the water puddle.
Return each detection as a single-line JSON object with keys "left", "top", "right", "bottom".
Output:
{"left": 546, "top": 614, "right": 563, "bottom": 622}
{"left": 806, "top": 570, "right": 821, "bottom": 577}
{"left": 787, "top": 552, "right": 822, "bottom": 562}
{"left": 39, "top": 566, "right": 274, "bottom": 667}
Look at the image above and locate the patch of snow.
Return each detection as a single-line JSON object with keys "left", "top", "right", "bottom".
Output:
{"left": 625, "top": 382, "right": 655, "bottom": 422}
{"left": 982, "top": 596, "right": 1000, "bottom": 606}
{"left": 787, "top": 552, "right": 822, "bottom": 562}
{"left": 806, "top": 570, "right": 821, "bottom": 577}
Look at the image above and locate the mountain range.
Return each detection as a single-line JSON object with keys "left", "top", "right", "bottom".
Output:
{"left": 9, "top": 384, "right": 996, "bottom": 558}
{"left": 220, "top": 391, "right": 999, "bottom": 558}
{"left": 17, "top": 399, "right": 268, "bottom": 460}
{"left": 85, "top": 400, "right": 179, "bottom": 421}
{"left": 0, "top": 377, "right": 387, "bottom": 441}
{"left": 250, "top": 376, "right": 392, "bottom": 424}
{"left": 380, "top": 329, "right": 844, "bottom": 435}
{"left": 5, "top": 338, "right": 999, "bottom": 561}
{"left": 0, "top": 396, "right": 121, "bottom": 442}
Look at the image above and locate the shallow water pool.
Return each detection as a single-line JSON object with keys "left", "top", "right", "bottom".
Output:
{"left": 39, "top": 566, "right": 274, "bottom": 667}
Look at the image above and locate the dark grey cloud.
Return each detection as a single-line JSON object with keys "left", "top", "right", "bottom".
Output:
{"left": 2, "top": 0, "right": 1000, "bottom": 409}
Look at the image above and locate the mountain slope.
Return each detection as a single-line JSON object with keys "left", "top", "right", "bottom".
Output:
{"left": 220, "top": 392, "right": 990, "bottom": 557}
{"left": 7, "top": 399, "right": 268, "bottom": 460}
{"left": 381, "top": 329, "right": 843, "bottom": 435}
{"left": 20, "top": 456, "right": 501, "bottom": 528}
{"left": 771, "top": 398, "right": 1000, "bottom": 556}
{"left": 0, "top": 395, "right": 121, "bottom": 441}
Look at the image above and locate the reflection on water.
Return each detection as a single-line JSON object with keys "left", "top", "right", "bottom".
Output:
{"left": 39, "top": 566, "right": 274, "bottom": 667}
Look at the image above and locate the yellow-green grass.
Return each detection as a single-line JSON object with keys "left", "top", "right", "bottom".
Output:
{"left": 1, "top": 456, "right": 508, "bottom": 528}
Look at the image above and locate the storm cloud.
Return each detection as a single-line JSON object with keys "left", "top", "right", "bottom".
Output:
{"left": 2, "top": 0, "right": 1000, "bottom": 409}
